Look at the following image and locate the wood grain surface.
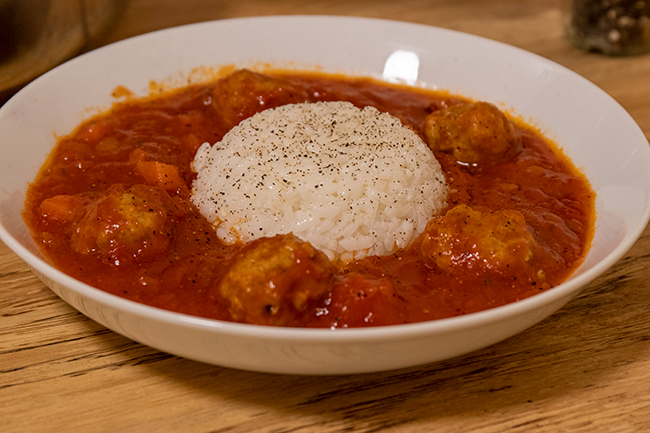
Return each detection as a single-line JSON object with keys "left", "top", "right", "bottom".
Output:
{"left": 2, "top": 1, "right": 650, "bottom": 431}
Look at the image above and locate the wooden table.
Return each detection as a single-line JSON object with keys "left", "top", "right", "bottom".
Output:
{"left": 2, "top": 1, "right": 650, "bottom": 431}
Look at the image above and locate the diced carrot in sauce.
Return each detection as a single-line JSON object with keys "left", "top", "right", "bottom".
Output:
{"left": 77, "top": 120, "right": 113, "bottom": 143}
{"left": 129, "top": 147, "right": 148, "bottom": 165}
{"left": 39, "top": 195, "right": 84, "bottom": 224}
{"left": 135, "top": 160, "right": 186, "bottom": 191}
{"left": 182, "top": 134, "right": 203, "bottom": 154}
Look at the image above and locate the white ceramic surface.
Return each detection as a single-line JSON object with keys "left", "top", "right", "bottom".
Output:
{"left": 1, "top": 16, "right": 649, "bottom": 375}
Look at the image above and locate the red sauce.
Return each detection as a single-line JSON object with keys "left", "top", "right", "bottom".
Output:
{"left": 23, "top": 69, "right": 595, "bottom": 328}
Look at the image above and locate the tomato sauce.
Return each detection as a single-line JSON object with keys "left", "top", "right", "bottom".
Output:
{"left": 23, "top": 69, "right": 595, "bottom": 328}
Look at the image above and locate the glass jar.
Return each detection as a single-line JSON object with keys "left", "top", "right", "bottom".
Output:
{"left": 563, "top": 0, "right": 650, "bottom": 56}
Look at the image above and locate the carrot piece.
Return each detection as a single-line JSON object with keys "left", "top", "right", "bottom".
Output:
{"left": 129, "top": 148, "right": 148, "bottom": 165}
{"left": 39, "top": 195, "right": 84, "bottom": 224}
{"left": 182, "top": 133, "right": 203, "bottom": 154}
{"left": 136, "top": 160, "right": 186, "bottom": 191}
{"left": 78, "top": 120, "right": 113, "bottom": 143}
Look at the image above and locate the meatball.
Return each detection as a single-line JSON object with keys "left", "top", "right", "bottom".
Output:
{"left": 422, "top": 204, "right": 536, "bottom": 275}
{"left": 424, "top": 101, "right": 520, "bottom": 164}
{"left": 216, "top": 233, "right": 335, "bottom": 326}
{"left": 212, "top": 69, "right": 311, "bottom": 131}
{"left": 70, "top": 184, "right": 174, "bottom": 265}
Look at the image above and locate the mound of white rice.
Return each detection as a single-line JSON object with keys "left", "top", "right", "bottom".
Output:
{"left": 191, "top": 101, "right": 448, "bottom": 262}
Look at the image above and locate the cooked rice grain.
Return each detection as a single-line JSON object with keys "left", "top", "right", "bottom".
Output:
{"left": 191, "top": 101, "right": 448, "bottom": 261}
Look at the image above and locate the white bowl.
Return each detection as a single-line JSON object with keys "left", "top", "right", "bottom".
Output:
{"left": 1, "top": 16, "right": 649, "bottom": 375}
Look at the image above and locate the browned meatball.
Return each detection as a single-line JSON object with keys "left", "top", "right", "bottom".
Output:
{"left": 216, "top": 233, "right": 335, "bottom": 326}
{"left": 421, "top": 204, "right": 537, "bottom": 275}
{"left": 212, "top": 69, "right": 311, "bottom": 131}
{"left": 70, "top": 184, "right": 174, "bottom": 265}
{"left": 424, "top": 101, "right": 520, "bottom": 164}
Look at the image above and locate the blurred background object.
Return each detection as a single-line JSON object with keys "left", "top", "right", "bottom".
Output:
{"left": 563, "top": 0, "right": 650, "bottom": 55}
{"left": 0, "top": 0, "right": 123, "bottom": 103}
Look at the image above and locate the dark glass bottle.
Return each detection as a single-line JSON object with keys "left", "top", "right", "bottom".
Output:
{"left": 563, "top": 0, "right": 650, "bottom": 55}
